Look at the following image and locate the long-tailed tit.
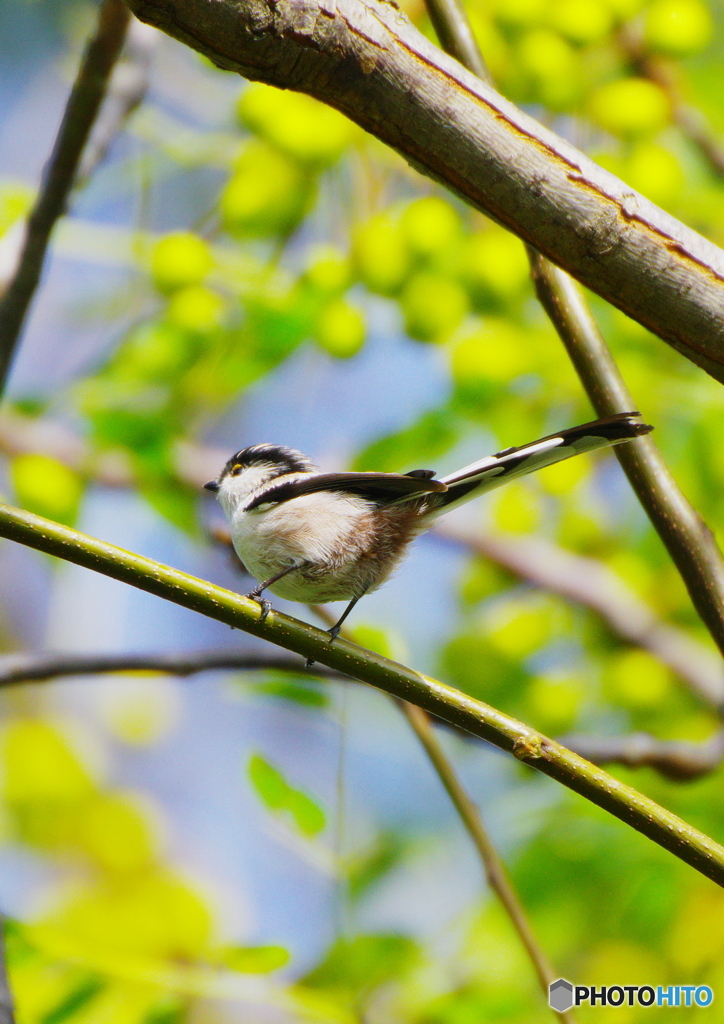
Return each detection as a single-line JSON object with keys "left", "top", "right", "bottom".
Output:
{"left": 205, "top": 413, "right": 652, "bottom": 638}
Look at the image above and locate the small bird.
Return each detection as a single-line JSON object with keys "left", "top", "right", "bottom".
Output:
{"left": 205, "top": 413, "right": 652, "bottom": 639}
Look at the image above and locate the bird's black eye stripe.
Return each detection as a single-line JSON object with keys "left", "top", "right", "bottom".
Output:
{"left": 221, "top": 444, "right": 316, "bottom": 479}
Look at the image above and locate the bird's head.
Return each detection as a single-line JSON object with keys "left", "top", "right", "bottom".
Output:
{"left": 204, "top": 444, "right": 316, "bottom": 515}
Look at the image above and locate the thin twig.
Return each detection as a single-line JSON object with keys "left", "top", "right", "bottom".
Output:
{"left": 310, "top": 603, "right": 574, "bottom": 1019}
{"left": 77, "top": 18, "right": 158, "bottom": 185}
{"left": 618, "top": 27, "right": 724, "bottom": 179}
{"left": 0, "top": 0, "right": 131, "bottom": 392}
{"left": 0, "top": 503, "right": 723, "bottom": 884}
{"left": 0, "top": 917, "right": 14, "bottom": 1024}
{"left": 0, "top": 650, "right": 342, "bottom": 686}
{"left": 2, "top": 645, "right": 722, "bottom": 782}
{"left": 418, "top": 0, "right": 724, "bottom": 671}
{"left": 529, "top": 255, "right": 724, "bottom": 668}
{"left": 562, "top": 729, "right": 724, "bottom": 781}
{"left": 436, "top": 522, "right": 724, "bottom": 708}
{"left": 400, "top": 702, "right": 575, "bottom": 1021}
{"left": 5, "top": 640, "right": 724, "bottom": 784}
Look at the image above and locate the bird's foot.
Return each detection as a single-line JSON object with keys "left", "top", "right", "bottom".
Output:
{"left": 247, "top": 591, "right": 272, "bottom": 623}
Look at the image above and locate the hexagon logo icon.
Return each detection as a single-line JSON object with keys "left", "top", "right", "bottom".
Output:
{"left": 549, "top": 978, "right": 574, "bottom": 1012}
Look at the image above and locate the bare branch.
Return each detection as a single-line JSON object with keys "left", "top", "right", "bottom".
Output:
{"left": 0, "top": 0, "right": 131, "bottom": 393}
{"left": 563, "top": 729, "right": 724, "bottom": 782}
{"left": 529, "top": 255, "right": 724, "bottom": 668}
{"left": 401, "top": 701, "right": 577, "bottom": 1022}
{"left": 437, "top": 522, "right": 724, "bottom": 708}
{"left": 414, "top": 0, "right": 724, "bottom": 677}
{"left": 619, "top": 27, "right": 724, "bottom": 180}
{"left": 0, "top": 649, "right": 341, "bottom": 686}
{"left": 5, "top": 643, "right": 721, "bottom": 785}
{"left": 126, "top": 0, "right": 724, "bottom": 380}
{"left": 77, "top": 17, "right": 159, "bottom": 185}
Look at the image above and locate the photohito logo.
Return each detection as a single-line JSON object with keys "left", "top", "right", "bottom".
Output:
{"left": 549, "top": 979, "right": 714, "bottom": 1011}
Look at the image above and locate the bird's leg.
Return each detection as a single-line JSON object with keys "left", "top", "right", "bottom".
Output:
{"left": 305, "top": 591, "right": 368, "bottom": 669}
{"left": 327, "top": 592, "right": 367, "bottom": 642}
{"left": 246, "top": 564, "right": 300, "bottom": 623}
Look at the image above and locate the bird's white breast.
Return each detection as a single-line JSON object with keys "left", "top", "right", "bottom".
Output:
{"left": 229, "top": 490, "right": 374, "bottom": 601}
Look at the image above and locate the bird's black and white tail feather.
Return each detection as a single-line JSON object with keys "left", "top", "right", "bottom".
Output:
{"left": 427, "top": 412, "right": 652, "bottom": 515}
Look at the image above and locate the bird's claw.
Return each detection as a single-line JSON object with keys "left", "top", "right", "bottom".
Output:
{"left": 247, "top": 592, "right": 272, "bottom": 623}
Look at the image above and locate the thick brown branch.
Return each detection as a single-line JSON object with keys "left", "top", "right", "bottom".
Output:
{"left": 0, "top": 0, "right": 131, "bottom": 392}
{"left": 124, "top": 0, "right": 724, "bottom": 380}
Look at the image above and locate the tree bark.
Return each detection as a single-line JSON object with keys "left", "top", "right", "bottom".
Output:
{"left": 125, "top": 0, "right": 724, "bottom": 381}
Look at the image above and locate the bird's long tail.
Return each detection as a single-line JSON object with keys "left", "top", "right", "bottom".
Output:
{"left": 429, "top": 412, "right": 652, "bottom": 515}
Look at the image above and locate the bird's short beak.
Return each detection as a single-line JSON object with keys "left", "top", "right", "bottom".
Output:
{"left": 204, "top": 480, "right": 220, "bottom": 493}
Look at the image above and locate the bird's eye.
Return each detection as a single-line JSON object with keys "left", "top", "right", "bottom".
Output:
{"left": 230, "top": 464, "right": 243, "bottom": 476}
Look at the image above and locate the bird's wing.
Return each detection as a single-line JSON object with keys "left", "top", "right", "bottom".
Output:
{"left": 245, "top": 471, "right": 447, "bottom": 510}
{"left": 429, "top": 412, "right": 652, "bottom": 515}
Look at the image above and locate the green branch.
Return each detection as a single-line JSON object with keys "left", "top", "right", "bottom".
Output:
{"left": 1, "top": 500, "right": 723, "bottom": 885}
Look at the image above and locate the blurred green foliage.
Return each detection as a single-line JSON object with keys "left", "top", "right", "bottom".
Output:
{"left": 3, "top": 0, "right": 724, "bottom": 1018}
{"left": 248, "top": 753, "right": 327, "bottom": 837}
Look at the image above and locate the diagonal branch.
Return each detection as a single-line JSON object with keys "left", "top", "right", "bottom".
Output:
{"left": 528, "top": 255, "right": 724, "bottom": 669}
{"left": 0, "top": 0, "right": 131, "bottom": 393}
{"left": 124, "top": 0, "right": 724, "bottom": 381}
{"left": 311, "top": 602, "right": 575, "bottom": 1020}
{"left": 400, "top": 702, "right": 576, "bottom": 1022}
{"left": 0, "top": 501, "right": 723, "bottom": 884}
{"left": 417, "top": 0, "right": 724, "bottom": 673}
{"left": 76, "top": 18, "right": 158, "bottom": 187}
{"left": 2, "top": 411, "right": 718, "bottom": 705}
